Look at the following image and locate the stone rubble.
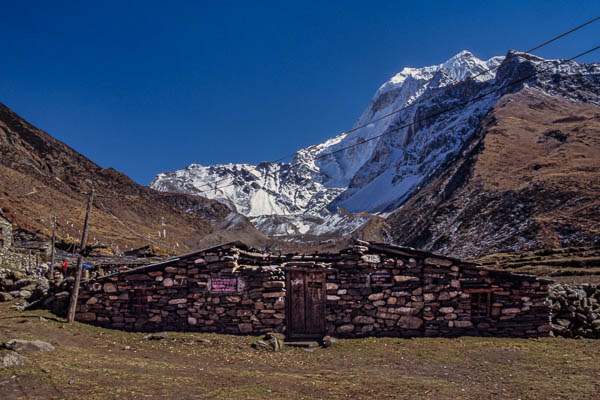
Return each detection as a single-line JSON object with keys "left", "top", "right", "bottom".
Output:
{"left": 549, "top": 284, "right": 600, "bottom": 338}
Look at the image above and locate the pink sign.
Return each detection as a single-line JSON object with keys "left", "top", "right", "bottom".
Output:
{"left": 210, "top": 276, "right": 238, "bottom": 293}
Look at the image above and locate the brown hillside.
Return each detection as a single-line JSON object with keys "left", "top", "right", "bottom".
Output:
{"left": 0, "top": 102, "right": 270, "bottom": 253}
{"left": 386, "top": 89, "right": 600, "bottom": 258}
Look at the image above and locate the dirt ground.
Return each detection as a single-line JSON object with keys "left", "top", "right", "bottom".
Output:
{"left": 0, "top": 302, "right": 599, "bottom": 400}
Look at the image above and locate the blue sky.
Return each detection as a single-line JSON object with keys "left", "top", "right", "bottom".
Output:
{"left": 1, "top": 1, "right": 599, "bottom": 184}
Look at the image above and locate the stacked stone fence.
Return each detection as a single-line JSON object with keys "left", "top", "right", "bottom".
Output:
{"left": 0, "top": 247, "right": 46, "bottom": 273}
{"left": 549, "top": 284, "right": 600, "bottom": 338}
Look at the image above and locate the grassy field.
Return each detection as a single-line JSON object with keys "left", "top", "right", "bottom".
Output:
{"left": 0, "top": 303, "right": 599, "bottom": 400}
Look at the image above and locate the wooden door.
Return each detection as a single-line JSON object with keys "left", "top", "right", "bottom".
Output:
{"left": 130, "top": 287, "right": 148, "bottom": 316}
{"left": 285, "top": 269, "right": 326, "bottom": 339}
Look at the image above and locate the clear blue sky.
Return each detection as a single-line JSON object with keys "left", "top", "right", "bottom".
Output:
{"left": 1, "top": 1, "right": 599, "bottom": 185}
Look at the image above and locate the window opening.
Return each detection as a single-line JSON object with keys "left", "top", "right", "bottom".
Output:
{"left": 470, "top": 290, "right": 492, "bottom": 317}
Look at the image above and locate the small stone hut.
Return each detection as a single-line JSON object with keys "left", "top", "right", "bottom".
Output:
{"left": 0, "top": 214, "right": 49, "bottom": 271}
{"left": 76, "top": 241, "right": 552, "bottom": 338}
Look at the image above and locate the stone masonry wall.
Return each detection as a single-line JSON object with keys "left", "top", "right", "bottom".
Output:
{"left": 0, "top": 217, "right": 48, "bottom": 272}
{"left": 323, "top": 245, "right": 551, "bottom": 338}
{"left": 77, "top": 246, "right": 286, "bottom": 334}
{"left": 76, "top": 242, "right": 552, "bottom": 338}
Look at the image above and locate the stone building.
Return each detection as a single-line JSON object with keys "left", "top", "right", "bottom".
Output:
{"left": 0, "top": 214, "right": 12, "bottom": 250}
{"left": 76, "top": 241, "right": 552, "bottom": 338}
{"left": 0, "top": 214, "right": 49, "bottom": 271}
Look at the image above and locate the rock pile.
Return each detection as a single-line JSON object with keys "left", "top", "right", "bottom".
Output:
{"left": 0, "top": 269, "right": 49, "bottom": 303}
{"left": 0, "top": 339, "right": 55, "bottom": 370}
{"left": 252, "top": 332, "right": 285, "bottom": 352}
{"left": 549, "top": 284, "right": 600, "bottom": 338}
{"left": 27, "top": 277, "right": 74, "bottom": 316}
{"left": 0, "top": 266, "right": 75, "bottom": 317}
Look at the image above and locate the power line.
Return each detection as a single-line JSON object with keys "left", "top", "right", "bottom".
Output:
{"left": 192, "top": 43, "right": 600, "bottom": 194}
{"left": 190, "top": 16, "right": 600, "bottom": 193}
{"left": 79, "top": 40, "right": 600, "bottom": 252}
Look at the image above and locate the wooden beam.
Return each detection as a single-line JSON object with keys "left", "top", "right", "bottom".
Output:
{"left": 67, "top": 188, "right": 94, "bottom": 323}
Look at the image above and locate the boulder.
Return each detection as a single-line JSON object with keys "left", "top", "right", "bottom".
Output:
{"left": 0, "top": 292, "right": 13, "bottom": 302}
{"left": 1, "top": 279, "right": 14, "bottom": 291}
{"left": 18, "top": 290, "right": 32, "bottom": 299}
{"left": 4, "top": 339, "right": 55, "bottom": 353}
{"left": 453, "top": 320, "right": 474, "bottom": 328}
{"left": 264, "top": 332, "right": 285, "bottom": 342}
{"left": 368, "top": 293, "right": 384, "bottom": 301}
{"left": 0, "top": 351, "right": 25, "bottom": 369}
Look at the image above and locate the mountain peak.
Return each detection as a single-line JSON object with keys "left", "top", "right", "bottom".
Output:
{"left": 447, "top": 49, "right": 475, "bottom": 60}
{"left": 382, "top": 50, "right": 502, "bottom": 92}
{"left": 441, "top": 50, "right": 502, "bottom": 82}
{"left": 150, "top": 52, "right": 599, "bottom": 239}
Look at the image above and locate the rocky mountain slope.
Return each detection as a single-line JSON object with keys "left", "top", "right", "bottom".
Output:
{"left": 386, "top": 89, "right": 600, "bottom": 258}
{"left": 152, "top": 50, "right": 600, "bottom": 244}
{"left": 0, "top": 102, "right": 270, "bottom": 253}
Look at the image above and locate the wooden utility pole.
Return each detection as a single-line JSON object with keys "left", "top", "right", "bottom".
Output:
{"left": 67, "top": 189, "right": 94, "bottom": 323}
{"left": 48, "top": 216, "right": 56, "bottom": 280}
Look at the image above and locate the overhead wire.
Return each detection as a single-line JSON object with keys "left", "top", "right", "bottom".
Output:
{"left": 192, "top": 43, "right": 600, "bottom": 194}
{"left": 84, "top": 24, "right": 600, "bottom": 253}
{"left": 190, "top": 16, "right": 600, "bottom": 193}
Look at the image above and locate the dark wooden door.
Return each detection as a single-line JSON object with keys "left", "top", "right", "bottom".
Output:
{"left": 130, "top": 287, "right": 148, "bottom": 316}
{"left": 285, "top": 269, "right": 326, "bottom": 339}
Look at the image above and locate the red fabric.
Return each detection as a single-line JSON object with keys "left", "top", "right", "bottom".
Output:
{"left": 62, "top": 260, "right": 68, "bottom": 271}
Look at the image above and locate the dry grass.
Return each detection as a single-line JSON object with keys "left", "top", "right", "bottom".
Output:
{"left": 386, "top": 89, "right": 600, "bottom": 259}
{"left": 1, "top": 303, "right": 599, "bottom": 399}
{"left": 476, "top": 245, "right": 600, "bottom": 283}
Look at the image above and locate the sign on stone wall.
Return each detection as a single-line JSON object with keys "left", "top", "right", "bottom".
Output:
{"left": 361, "top": 254, "right": 381, "bottom": 264}
{"left": 209, "top": 276, "right": 238, "bottom": 293}
{"left": 369, "top": 271, "right": 393, "bottom": 286}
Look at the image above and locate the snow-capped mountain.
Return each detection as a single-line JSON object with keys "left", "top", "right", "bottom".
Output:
{"left": 150, "top": 50, "right": 600, "bottom": 238}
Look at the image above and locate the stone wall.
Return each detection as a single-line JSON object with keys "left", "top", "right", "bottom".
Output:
{"left": 0, "top": 248, "right": 45, "bottom": 272}
{"left": 323, "top": 245, "right": 551, "bottom": 338}
{"left": 549, "top": 284, "right": 600, "bottom": 338}
{"left": 0, "top": 217, "right": 12, "bottom": 249}
{"left": 0, "top": 217, "right": 49, "bottom": 272}
{"left": 77, "top": 246, "right": 287, "bottom": 334}
{"left": 76, "top": 242, "right": 552, "bottom": 338}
